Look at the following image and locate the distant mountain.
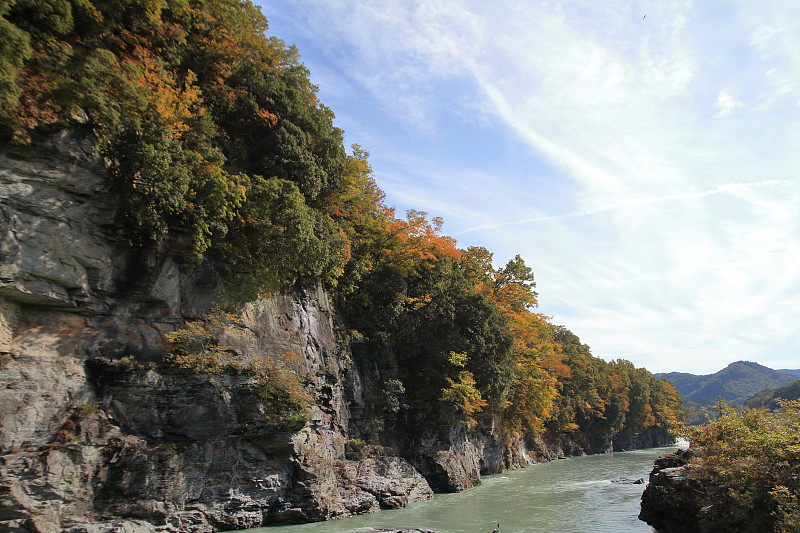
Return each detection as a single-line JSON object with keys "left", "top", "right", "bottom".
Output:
{"left": 778, "top": 369, "right": 800, "bottom": 376}
{"left": 656, "top": 361, "right": 798, "bottom": 407}
{"left": 745, "top": 380, "right": 800, "bottom": 409}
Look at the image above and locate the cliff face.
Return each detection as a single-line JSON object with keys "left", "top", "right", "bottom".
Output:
{"left": 0, "top": 133, "right": 434, "bottom": 532}
{"left": 0, "top": 134, "right": 674, "bottom": 532}
{"left": 639, "top": 449, "right": 705, "bottom": 533}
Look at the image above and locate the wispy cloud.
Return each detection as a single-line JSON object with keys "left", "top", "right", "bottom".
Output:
{"left": 459, "top": 180, "right": 789, "bottom": 234}
{"left": 714, "top": 88, "right": 744, "bottom": 118}
{"left": 263, "top": 0, "right": 800, "bottom": 374}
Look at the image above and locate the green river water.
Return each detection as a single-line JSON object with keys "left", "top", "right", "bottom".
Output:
{"left": 241, "top": 444, "right": 685, "bottom": 533}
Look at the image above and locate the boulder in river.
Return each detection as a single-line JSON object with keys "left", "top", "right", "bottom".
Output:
{"left": 611, "top": 476, "right": 645, "bottom": 484}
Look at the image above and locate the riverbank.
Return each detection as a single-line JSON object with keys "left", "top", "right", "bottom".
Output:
{"left": 229, "top": 445, "right": 681, "bottom": 533}
{"left": 0, "top": 133, "right": 677, "bottom": 532}
{"left": 640, "top": 404, "right": 800, "bottom": 532}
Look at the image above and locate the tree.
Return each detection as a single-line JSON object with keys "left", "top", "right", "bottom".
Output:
{"left": 441, "top": 352, "right": 487, "bottom": 426}
{"left": 0, "top": 0, "right": 32, "bottom": 117}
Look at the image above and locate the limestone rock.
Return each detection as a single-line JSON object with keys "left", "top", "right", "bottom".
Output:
{"left": 273, "top": 449, "right": 433, "bottom": 522}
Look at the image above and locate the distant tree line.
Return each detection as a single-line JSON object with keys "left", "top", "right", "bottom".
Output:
{"left": 746, "top": 380, "right": 800, "bottom": 410}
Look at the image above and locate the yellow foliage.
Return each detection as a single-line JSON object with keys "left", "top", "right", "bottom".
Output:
{"left": 441, "top": 352, "right": 487, "bottom": 426}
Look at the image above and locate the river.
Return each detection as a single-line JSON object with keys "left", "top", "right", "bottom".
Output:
{"left": 238, "top": 444, "right": 685, "bottom": 533}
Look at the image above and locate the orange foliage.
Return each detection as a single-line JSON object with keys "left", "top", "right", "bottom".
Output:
{"left": 257, "top": 107, "right": 278, "bottom": 125}
{"left": 119, "top": 46, "right": 204, "bottom": 138}
{"left": 381, "top": 209, "right": 460, "bottom": 276}
{"left": 12, "top": 68, "right": 61, "bottom": 131}
{"left": 473, "top": 259, "right": 568, "bottom": 435}
{"left": 503, "top": 312, "right": 569, "bottom": 433}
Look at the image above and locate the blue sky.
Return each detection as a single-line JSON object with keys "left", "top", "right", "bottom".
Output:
{"left": 255, "top": 0, "right": 800, "bottom": 374}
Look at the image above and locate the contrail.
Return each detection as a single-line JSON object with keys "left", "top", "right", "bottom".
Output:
{"left": 458, "top": 179, "right": 789, "bottom": 235}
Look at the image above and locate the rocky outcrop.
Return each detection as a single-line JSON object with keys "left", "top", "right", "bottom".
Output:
{"left": 375, "top": 530, "right": 437, "bottom": 533}
{"left": 639, "top": 447, "right": 766, "bottom": 532}
{"left": 0, "top": 133, "right": 432, "bottom": 532}
{"left": 407, "top": 422, "right": 484, "bottom": 492}
{"left": 614, "top": 425, "right": 674, "bottom": 452}
{"left": 275, "top": 448, "right": 433, "bottom": 522}
{"left": 638, "top": 449, "right": 702, "bottom": 532}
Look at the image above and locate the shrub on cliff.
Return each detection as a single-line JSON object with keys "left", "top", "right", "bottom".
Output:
{"left": 164, "top": 308, "right": 311, "bottom": 425}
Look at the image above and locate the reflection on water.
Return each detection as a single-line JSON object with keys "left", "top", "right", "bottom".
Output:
{"left": 237, "top": 445, "right": 684, "bottom": 533}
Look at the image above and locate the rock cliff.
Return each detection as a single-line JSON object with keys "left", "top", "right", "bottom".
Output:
{"left": 0, "top": 133, "right": 433, "bottom": 532}
{"left": 0, "top": 134, "right": 675, "bottom": 532}
{"left": 638, "top": 449, "right": 703, "bottom": 532}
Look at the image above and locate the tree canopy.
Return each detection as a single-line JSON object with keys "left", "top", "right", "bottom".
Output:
{"left": 0, "top": 0, "right": 684, "bottom": 445}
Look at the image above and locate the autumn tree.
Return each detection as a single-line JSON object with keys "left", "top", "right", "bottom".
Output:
{"left": 460, "top": 249, "right": 567, "bottom": 433}
{"left": 0, "top": 0, "right": 684, "bottom": 449}
{"left": 0, "top": 0, "right": 351, "bottom": 290}
{"left": 441, "top": 352, "right": 487, "bottom": 426}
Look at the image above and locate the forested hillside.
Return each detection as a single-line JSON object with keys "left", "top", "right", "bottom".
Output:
{"left": 657, "top": 361, "right": 796, "bottom": 422}
{"left": 0, "top": 0, "right": 682, "bottom": 447}
{"left": 746, "top": 380, "right": 800, "bottom": 410}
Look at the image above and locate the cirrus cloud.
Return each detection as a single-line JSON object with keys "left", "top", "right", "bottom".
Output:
{"left": 261, "top": 0, "right": 800, "bottom": 374}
